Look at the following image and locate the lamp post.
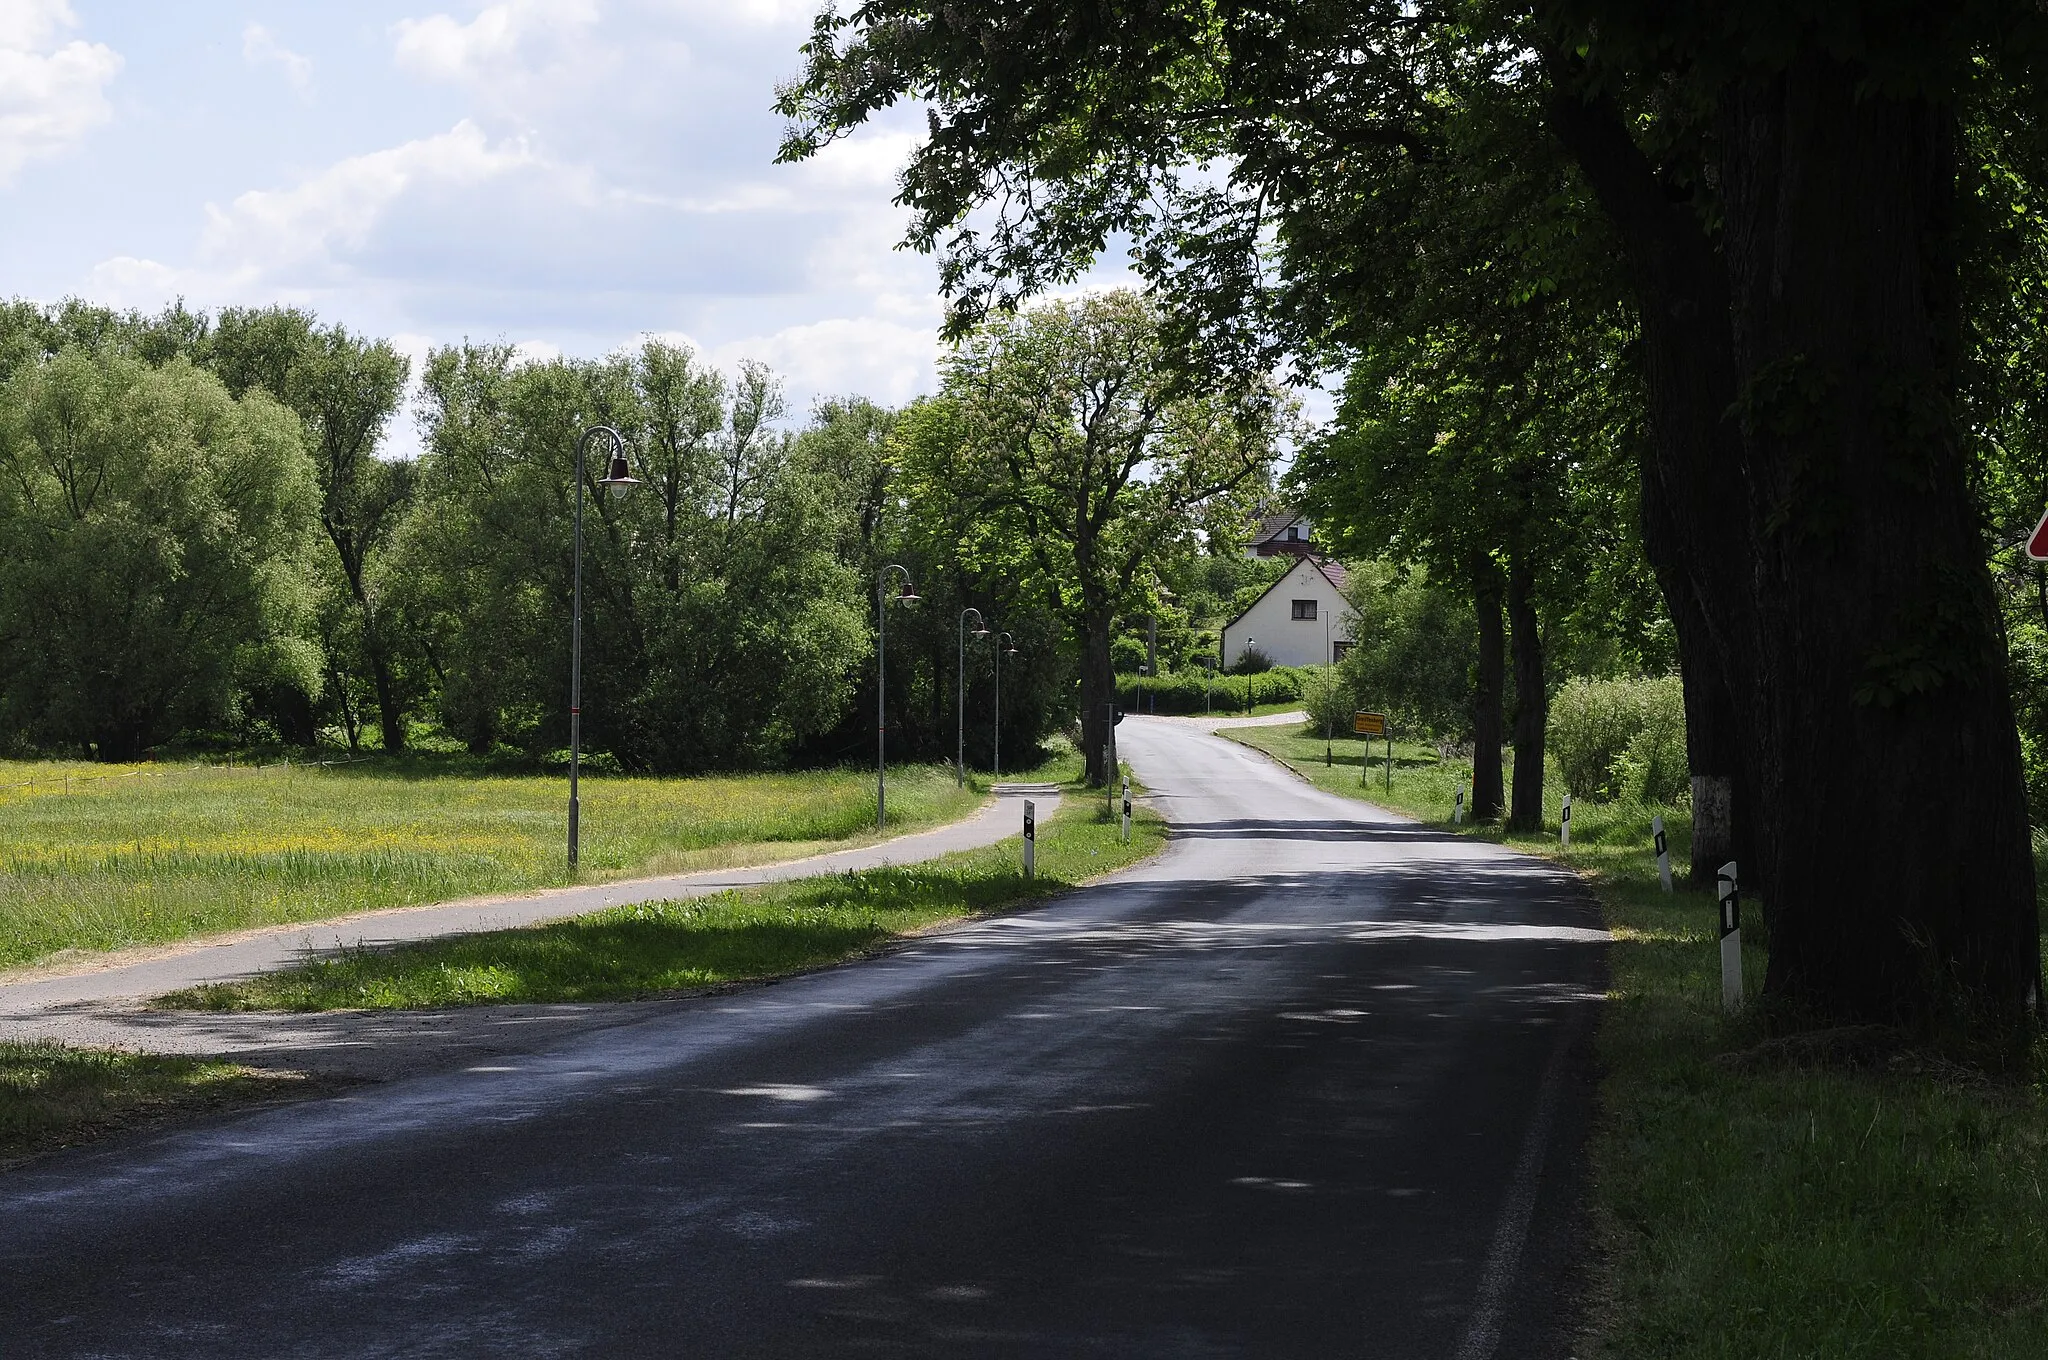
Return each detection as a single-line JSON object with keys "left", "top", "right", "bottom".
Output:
{"left": 876, "top": 564, "right": 919, "bottom": 830}
{"left": 993, "top": 632, "right": 1017, "bottom": 777}
{"left": 568, "top": 424, "right": 640, "bottom": 869}
{"left": 956, "top": 607, "right": 989, "bottom": 786}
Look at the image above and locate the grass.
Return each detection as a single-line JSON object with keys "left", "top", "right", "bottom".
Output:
{"left": 0, "top": 1041, "right": 329, "bottom": 1168}
{"left": 1231, "top": 722, "right": 2048, "bottom": 1359}
{"left": 0, "top": 755, "right": 1005, "bottom": 972}
{"left": 160, "top": 775, "right": 1164, "bottom": 1013}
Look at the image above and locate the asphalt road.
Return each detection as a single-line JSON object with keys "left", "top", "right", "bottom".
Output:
{"left": 1, "top": 717, "right": 1607, "bottom": 1359}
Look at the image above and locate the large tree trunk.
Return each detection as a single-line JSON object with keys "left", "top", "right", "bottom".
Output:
{"left": 1471, "top": 559, "right": 1506, "bottom": 820}
{"left": 1719, "top": 58, "right": 2035, "bottom": 1027}
{"left": 1078, "top": 604, "right": 1117, "bottom": 786}
{"left": 1641, "top": 467, "right": 1744, "bottom": 885}
{"left": 1550, "top": 51, "right": 2038, "bottom": 1032}
{"left": 1506, "top": 553, "right": 1546, "bottom": 832}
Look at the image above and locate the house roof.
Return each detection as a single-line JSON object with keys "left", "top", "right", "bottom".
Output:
{"left": 1221, "top": 555, "right": 1349, "bottom": 633}
{"left": 1251, "top": 510, "right": 1307, "bottom": 545}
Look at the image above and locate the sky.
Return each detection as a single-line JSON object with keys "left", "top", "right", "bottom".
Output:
{"left": 0, "top": 0, "right": 1141, "bottom": 454}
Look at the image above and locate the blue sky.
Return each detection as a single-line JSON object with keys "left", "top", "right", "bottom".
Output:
{"left": 1, "top": 0, "right": 1106, "bottom": 452}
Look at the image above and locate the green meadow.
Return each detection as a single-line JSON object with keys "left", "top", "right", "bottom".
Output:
{"left": 0, "top": 757, "right": 984, "bottom": 971}
{"left": 164, "top": 771, "right": 1161, "bottom": 1012}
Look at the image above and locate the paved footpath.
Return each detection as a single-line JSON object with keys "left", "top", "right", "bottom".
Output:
{"left": 0, "top": 788, "right": 1057, "bottom": 1074}
{"left": 1, "top": 717, "right": 1604, "bottom": 1357}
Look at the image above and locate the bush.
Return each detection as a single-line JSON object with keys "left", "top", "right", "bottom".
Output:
{"left": 1117, "top": 666, "right": 1315, "bottom": 715}
{"left": 1331, "top": 561, "right": 1478, "bottom": 739}
{"left": 1229, "top": 644, "right": 1274, "bottom": 675}
{"left": 1547, "top": 675, "right": 1688, "bottom": 804}
{"left": 1302, "top": 665, "right": 1355, "bottom": 737}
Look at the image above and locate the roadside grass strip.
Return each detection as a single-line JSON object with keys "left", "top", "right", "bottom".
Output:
{"left": 0, "top": 1041, "right": 328, "bottom": 1169}
{"left": 0, "top": 758, "right": 988, "bottom": 971}
{"left": 1230, "top": 723, "right": 2048, "bottom": 1359}
{"left": 159, "top": 783, "right": 1164, "bottom": 1013}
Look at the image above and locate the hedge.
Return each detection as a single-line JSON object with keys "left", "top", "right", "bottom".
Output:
{"left": 1115, "top": 667, "right": 1317, "bottom": 716}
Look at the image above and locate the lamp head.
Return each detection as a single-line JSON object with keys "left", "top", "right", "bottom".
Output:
{"left": 598, "top": 452, "right": 641, "bottom": 500}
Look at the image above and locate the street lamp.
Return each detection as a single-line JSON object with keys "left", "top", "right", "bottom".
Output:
{"left": 956, "top": 607, "right": 989, "bottom": 786}
{"left": 568, "top": 424, "right": 641, "bottom": 869}
{"left": 993, "top": 632, "right": 1017, "bottom": 778}
{"left": 876, "top": 564, "right": 919, "bottom": 830}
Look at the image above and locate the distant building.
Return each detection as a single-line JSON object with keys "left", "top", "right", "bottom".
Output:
{"left": 1220, "top": 557, "right": 1352, "bottom": 669}
{"left": 1246, "top": 510, "right": 1318, "bottom": 559}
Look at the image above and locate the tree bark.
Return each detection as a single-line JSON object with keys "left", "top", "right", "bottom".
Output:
{"left": 1471, "top": 557, "right": 1506, "bottom": 820}
{"left": 366, "top": 623, "right": 406, "bottom": 753}
{"left": 1506, "top": 553, "right": 1546, "bottom": 832}
{"left": 1078, "top": 602, "right": 1116, "bottom": 785}
{"left": 1549, "top": 50, "right": 2039, "bottom": 1031}
{"left": 1640, "top": 465, "right": 1744, "bottom": 884}
{"left": 1718, "top": 58, "right": 2035, "bottom": 1027}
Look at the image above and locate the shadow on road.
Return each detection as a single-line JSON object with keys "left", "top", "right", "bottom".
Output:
{"left": 1163, "top": 817, "right": 1467, "bottom": 844}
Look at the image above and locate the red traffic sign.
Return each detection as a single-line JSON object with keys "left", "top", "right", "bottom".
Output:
{"left": 2029, "top": 507, "right": 2048, "bottom": 561}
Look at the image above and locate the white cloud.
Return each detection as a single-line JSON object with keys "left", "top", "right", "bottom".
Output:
{"left": 392, "top": 0, "right": 605, "bottom": 118}
{"left": 0, "top": 0, "right": 119, "bottom": 185}
{"left": 242, "top": 24, "right": 312, "bottom": 95}
{"left": 198, "top": 120, "right": 537, "bottom": 281}
{"left": 84, "top": 253, "right": 188, "bottom": 304}
{"left": 710, "top": 315, "right": 942, "bottom": 408}
{"left": 643, "top": 0, "right": 814, "bottom": 27}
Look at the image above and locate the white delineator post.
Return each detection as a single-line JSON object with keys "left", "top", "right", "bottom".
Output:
{"left": 1652, "top": 814, "right": 1672, "bottom": 893}
{"left": 1023, "top": 800, "right": 1036, "bottom": 879}
{"left": 1121, "top": 777, "right": 1132, "bottom": 844}
{"left": 1560, "top": 793, "right": 1571, "bottom": 848}
{"left": 1717, "top": 860, "right": 1742, "bottom": 1012}
{"left": 1454, "top": 784, "right": 1466, "bottom": 825}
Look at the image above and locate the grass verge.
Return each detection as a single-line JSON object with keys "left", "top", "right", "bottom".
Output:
{"left": 1232, "top": 722, "right": 2048, "bottom": 1358}
{"left": 0, "top": 1041, "right": 330, "bottom": 1169}
{"left": 0, "top": 756, "right": 1012, "bottom": 972}
{"left": 160, "top": 779, "right": 1162, "bottom": 1013}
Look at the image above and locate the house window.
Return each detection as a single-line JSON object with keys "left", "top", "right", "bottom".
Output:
{"left": 1287, "top": 525, "right": 1300, "bottom": 540}
{"left": 1291, "top": 599, "right": 1317, "bottom": 620}
{"left": 1333, "top": 640, "right": 1354, "bottom": 662}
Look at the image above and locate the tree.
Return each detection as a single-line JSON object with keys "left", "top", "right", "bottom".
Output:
{"left": 208, "top": 308, "right": 416, "bottom": 751}
{"left": 404, "top": 341, "right": 873, "bottom": 771}
{"left": 778, "top": 0, "right": 2047, "bottom": 1035}
{"left": 900, "top": 292, "right": 1276, "bottom": 784}
{"left": 0, "top": 351, "right": 322, "bottom": 758}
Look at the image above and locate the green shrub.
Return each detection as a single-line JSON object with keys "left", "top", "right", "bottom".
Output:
{"left": 1117, "top": 666, "right": 1314, "bottom": 715}
{"left": 1334, "top": 561, "right": 1477, "bottom": 739}
{"left": 1302, "top": 665, "right": 1356, "bottom": 736}
{"left": 1547, "top": 675, "right": 1688, "bottom": 803}
{"left": 1230, "top": 644, "right": 1274, "bottom": 675}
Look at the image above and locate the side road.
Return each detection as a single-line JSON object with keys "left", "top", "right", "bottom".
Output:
{"left": 0, "top": 790, "right": 1059, "bottom": 1072}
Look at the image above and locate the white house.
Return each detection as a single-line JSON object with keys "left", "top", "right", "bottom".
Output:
{"left": 1220, "top": 557, "right": 1352, "bottom": 669}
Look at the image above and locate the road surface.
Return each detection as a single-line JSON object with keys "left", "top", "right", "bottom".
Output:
{"left": 1, "top": 717, "right": 1606, "bottom": 1358}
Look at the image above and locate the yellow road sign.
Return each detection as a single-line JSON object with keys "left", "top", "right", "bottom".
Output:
{"left": 1353, "top": 711, "right": 1386, "bottom": 736}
